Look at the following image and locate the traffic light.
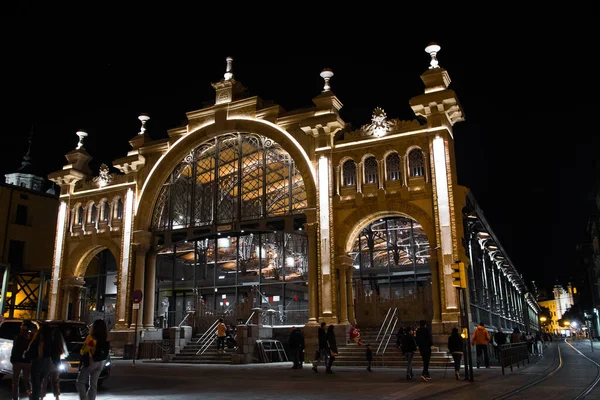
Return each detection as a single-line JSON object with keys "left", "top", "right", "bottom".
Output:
{"left": 451, "top": 261, "right": 467, "bottom": 289}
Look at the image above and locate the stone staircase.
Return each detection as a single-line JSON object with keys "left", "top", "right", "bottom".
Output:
{"left": 333, "top": 328, "right": 454, "bottom": 368}
{"left": 171, "top": 333, "right": 235, "bottom": 364}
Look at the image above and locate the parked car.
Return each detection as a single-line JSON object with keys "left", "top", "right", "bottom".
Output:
{"left": 0, "top": 319, "right": 111, "bottom": 386}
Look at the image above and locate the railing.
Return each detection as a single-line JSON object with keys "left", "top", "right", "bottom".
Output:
{"left": 138, "top": 340, "right": 171, "bottom": 360}
{"left": 178, "top": 310, "right": 195, "bottom": 327}
{"left": 499, "top": 342, "right": 529, "bottom": 375}
{"left": 195, "top": 318, "right": 220, "bottom": 355}
{"left": 376, "top": 307, "right": 398, "bottom": 356}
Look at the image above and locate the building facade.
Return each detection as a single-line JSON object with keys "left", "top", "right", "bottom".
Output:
{"left": 47, "top": 47, "right": 539, "bottom": 346}
{"left": 0, "top": 134, "right": 58, "bottom": 319}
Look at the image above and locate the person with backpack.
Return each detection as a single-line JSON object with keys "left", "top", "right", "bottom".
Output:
{"left": 76, "top": 319, "right": 110, "bottom": 400}
{"left": 401, "top": 326, "right": 417, "bottom": 380}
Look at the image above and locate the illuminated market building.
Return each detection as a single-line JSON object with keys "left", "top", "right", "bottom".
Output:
{"left": 46, "top": 46, "right": 540, "bottom": 352}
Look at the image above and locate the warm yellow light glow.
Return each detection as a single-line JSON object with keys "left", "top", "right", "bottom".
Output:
{"left": 318, "top": 156, "right": 330, "bottom": 275}
{"left": 315, "top": 126, "right": 449, "bottom": 152}
{"left": 564, "top": 321, "right": 570, "bottom": 326}
{"left": 60, "top": 181, "right": 135, "bottom": 198}
{"left": 540, "top": 316, "right": 547, "bottom": 322}
{"left": 49, "top": 201, "right": 68, "bottom": 319}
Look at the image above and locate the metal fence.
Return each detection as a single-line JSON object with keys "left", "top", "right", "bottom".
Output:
{"left": 499, "top": 342, "right": 529, "bottom": 375}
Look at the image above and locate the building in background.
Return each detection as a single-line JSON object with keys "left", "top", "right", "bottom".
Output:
{"left": 0, "top": 131, "right": 58, "bottom": 319}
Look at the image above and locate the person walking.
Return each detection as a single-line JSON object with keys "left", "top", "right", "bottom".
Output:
{"left": 326, "top": 324, "right": 338, "bottom": 374}
{"left": 288, "top": 326, "right": 304, "bottom": 369}
{"left": 471, "top": 322, "right": 490, "bottom": 368}
{"left": 401, "top": 326, "right": 417, "bottom": 380}
{"left": 535, "top": 331, "right": 544, "bottom": 356}
{"left": 415, "top": 320, "right": 433, "bottom": 381}
{"left": 312, "top": 322, "right": 328, "bottom": 373}
{"left": 447, "top": 327, "right": 463, "bottom": 380}
{"left": 76, "top": 319, "right": 110, "bottom": 400}
{"left": 493, "top": 327, "right": 507, "bottom": 360}
{"left": 510, "top": 327, "right": 522, "bottom": 343}
{"left": 216, "top": 318, "right": 227, "bottom": 353}
{"left": 26, "top": 324, "right": 54, "bottom": 400}
{"left": 10, "top": 319, "right": 34, "bottom": 400}
{"left": 40, "top": 327, "right": 68, "bottom": 400}
{"left": 365, "top": 343, "right": 373, "bottom": 372}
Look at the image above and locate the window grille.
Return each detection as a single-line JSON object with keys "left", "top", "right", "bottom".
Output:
{"left": 364, "top": 157, "right": 378, "bottom": 184}
{"left": 342, "top": 160, "right": 356, "bottom": 186}
{"left": 408, "top": 149, "right": 425, "bottom": 177}
{"left": 386, "top": 153, "right": 401, "bottom": 181}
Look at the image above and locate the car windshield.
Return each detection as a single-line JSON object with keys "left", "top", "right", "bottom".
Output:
{"left": 42, "top": 322, "right": 89, "bottom": 343}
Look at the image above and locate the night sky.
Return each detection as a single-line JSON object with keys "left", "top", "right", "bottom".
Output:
{"left": 3, "top": 10, "right": 598, "bottom": 296}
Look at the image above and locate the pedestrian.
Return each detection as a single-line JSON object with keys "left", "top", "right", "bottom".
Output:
{"left": 535, "top": 331, "right": 544, "bottom": 356}
{"left": 415, "top": 320, "right": 433, "bottom": 381}
{"left": 471, "top": 322, "right": 490, "bottom": 368}
{"left": 348, "top": 322, "right": 363, "bottom": 346}
{"left": 396, "top": 326, "right": 405, "bottom": 350}
{"left": 447, "top": 327, "right": 463, "bottom": 380}
{"left": 365, "top": 343, "right": 373, "bottom": 372}
{"left": 525, "top": 331, "right": 534, "bottom": 355}
{"left": 401, "top": 326, "right": 417, "bottom": 380}
{"left": 76, "top": 319, "right": 110, "bottom": 400}
{"left": 326, "top": 324, "right": 338, "bottom": 374}
{"left": 10, "top": 319, "right": 34, "bottom": 400}
{"left": 288, "top": 326, "right": 304, "bottom": 369}
{"left": 510, "top": 327, "right": 522, "bottom": 343}
{"left": 40, "top": 327, "right": 68, "bottom": 400}
{"left": 312, "top": 322, "right": 328, "bottom": 373}
{"left": 216, "top": 318, "right": 227, "bottom": 353}
{"left": 25, "top": 324, "right": 54, "bottom": 400}
{"left": 493, "top": 327, "right": 507, "bottom": 360}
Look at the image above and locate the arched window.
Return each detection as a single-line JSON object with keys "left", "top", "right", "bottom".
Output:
{"left": 342, "top": 160, "right": 357, "bottom": 186}
{"left": 386, "top": 153, "right": 401, "bottom": 181}
{"left": 88, "top": 203, "right": 96, "bottom": 223}
{"left": 364, "top": 157, "right": 378, "bottom": 184}
{"left": 102, "top": 201, "right": 110, "bottom": 221}
{"left": 115, "top": 198, "right": 123, "bottom": 220}
{"left": 408, "top": 149, "right": 425, "bottom": 178}
{"left": 76, "top": 205, "right": 84, "bottom": 225}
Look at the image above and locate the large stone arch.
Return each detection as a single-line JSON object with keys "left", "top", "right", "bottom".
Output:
{"left": 68, "top": 237, "right": 122, "bottom": 278}
{"left": 136, "top": 118, "right": 318, "bottom": 231}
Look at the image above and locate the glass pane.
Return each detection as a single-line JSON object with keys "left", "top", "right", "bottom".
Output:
{"left": 217, "top": 134, "right": 239, "bottom": 223}
{"left": 216, "top": 236, "right": 237, "bottom": 287}
{"left": 238, "top": 233, "right": 260, "bottom": 285}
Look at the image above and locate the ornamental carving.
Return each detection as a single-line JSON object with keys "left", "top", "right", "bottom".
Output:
{"left": 93, "top": 164, "right": 113, "bottom": 188}
{"left": 342, "top": 107, "right": 422, "bottom": 141}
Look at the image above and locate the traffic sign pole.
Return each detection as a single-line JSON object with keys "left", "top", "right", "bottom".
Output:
{"left": 131, "top": 290, "right": 143, "bottom": 367}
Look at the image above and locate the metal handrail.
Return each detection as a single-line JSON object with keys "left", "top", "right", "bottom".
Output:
{"left": 178, "top": 310, "right": 195, "bottom": 327}
{"left": 245, "top": 311, "right": 256, "bottom": 325}
{"left": 376, "top": 307, "right": 398, "bottom": 355}
{"left": 195, "top": 319, "right": 220, "bottom": 344}
{"left": 376, "top": 308, "right": 393, "bottom": 343}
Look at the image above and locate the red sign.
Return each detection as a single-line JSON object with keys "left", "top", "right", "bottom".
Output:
{"left": 132, "top": 290, "right": 143, "bottom": 304}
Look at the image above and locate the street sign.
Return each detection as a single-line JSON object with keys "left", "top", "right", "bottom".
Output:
{"left": 132, "top": 303, "right": 140, "bottom": 309}
{"left": 132, "top": 290, "right": 143, "bottom": 304}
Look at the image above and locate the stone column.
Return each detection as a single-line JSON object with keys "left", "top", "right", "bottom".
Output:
{"left": 61, "top": 276, "right": 85, "bottom": 321}
{"left": 143, "top": 248, "right": 157, "bottom": 328}
{"left": 304, "top": 219, "right": 319, "bottom": 325}
{"left": 346, "top": 266, "right": 355, "bottom": 324}
{"left": 131, "top": 230, "right": 152, "bottom": 329}
{"left": 336, "top": 255, "right": 353, "bottom": 325}
{"left": 131, "top": 243, "right": 149, "bottom": 328}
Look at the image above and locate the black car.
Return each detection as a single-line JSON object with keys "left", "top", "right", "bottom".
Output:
{"left": 0, "top": 319, "right": 111, "bottom": 386}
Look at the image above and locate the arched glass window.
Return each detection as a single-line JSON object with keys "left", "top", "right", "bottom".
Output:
{"left": 342, "top": 160, "right": 357, "bottom": 187}
{"left": 408, "top": 149, "right": 425, "bottom": 177}
{"left": 115, "top": 198, "right": 123, "bottom": 220}
{"left": 364, "top": 157, "right": 378, "bottom": 184}
{"left": 152, "top": 133, "right": 307, "bottom": 230}
{"left": 386, "top": 153, "right": 401, "bottom": 181}
{"left": 102, "top": 201, "right": 110, "bottom": 221}
{"left": 89, "top": 204, "right": 96, "bottom": 223}
{"left": 76, "top": 205, "right": 83, "bottom": 225}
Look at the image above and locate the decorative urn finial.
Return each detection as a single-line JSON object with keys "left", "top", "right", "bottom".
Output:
{"left": 224, "top": 57, "right": 234, "bottom": 81}
{"left": 320, "top": 68, "right": 334, "bottom": 92}
{"left": 425, "top": 42, "right": 441, "bottom": 69}
{"left": 138, "top": 113, "right": 150, "bottom": 135}
{"left": 75, "top": 130, "right": 88, "bottom": 150}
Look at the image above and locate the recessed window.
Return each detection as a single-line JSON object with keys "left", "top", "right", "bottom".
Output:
{"left": 364, "top": 157, "right": 378, "bottom": 184}
{"left": 342, "top": 160, "right": 356, "bottom": 186}
{"left": 386, "top": 153, "right": 401, "bottom": 181}
{"left": 408, "top": 149, "right": 425, "bottom": 177}
{"left": 15, "top": 204, "right": 28, "bottom": 225}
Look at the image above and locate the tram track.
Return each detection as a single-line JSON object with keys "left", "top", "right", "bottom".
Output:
{"left": 493, "top": 340, "right": 600, "bottom": 400}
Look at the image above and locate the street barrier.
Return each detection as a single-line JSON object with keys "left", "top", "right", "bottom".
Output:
{"left": 499, "top": 342, "right": 529, "bottom": 375}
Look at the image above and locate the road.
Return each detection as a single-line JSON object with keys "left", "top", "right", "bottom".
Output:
{"left": 1, "top": 340, "right": 599, "bottom": 399}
